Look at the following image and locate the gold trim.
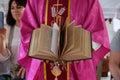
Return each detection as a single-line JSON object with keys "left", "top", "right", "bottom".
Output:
{"left": 45, "top": 0, "right": 49, "bottom": 25}
{"left": 67, "top": 62, "right": 70, "bottom": 80}
{"left": 44, "top": 0, "right": 71, "bottom": 80}
{"left": 44, "top": 0, "right": 48, "bottom": 79}
{"left": 67, "top": 1, "right": 70, "bottom": 79}
{"left": 68, "top": 0, "right": 71, "bottom": 24}
{"left": 44, "top": 62, "right": 47, "bottom": 80}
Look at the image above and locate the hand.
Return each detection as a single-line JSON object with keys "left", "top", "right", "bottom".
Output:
{"left": 17, "top": 67, "right": 26, "bottom": 79}
{"left": 0, "top": 27, "right": 6, "bottom": 35}
{"left": 0, "top": 28, "right": 7, "bottom": 56}
{"left": 0, "top": 27, "right": 7, "bottom": 43}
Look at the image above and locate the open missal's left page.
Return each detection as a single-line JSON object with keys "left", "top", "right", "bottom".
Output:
{"left": 28, "top": 24, "right": 59, "bottom": 61}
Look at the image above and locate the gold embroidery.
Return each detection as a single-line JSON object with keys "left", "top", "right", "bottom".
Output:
{"left": 45, "top": 0, "right": 49, "bottom": 25}
{"left": 44, "top": 0, "right": 71, "bottom": 80}
{"left": 44, "top": 62, "right": 47, "bottom": 80}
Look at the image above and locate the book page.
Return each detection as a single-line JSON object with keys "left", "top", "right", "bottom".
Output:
{"left": 84, "top": 30, "right": 92, "bottom": 57}
{"left": 60, "top": 25, "right": 92, "bottom": 61}
{"left": 59, "top": 18, "right": 68, "bottom": 55}
{"left": 61, "top": 26, "right": 85, "bottom": 60}
{"left": 38, "top": 24, "right": 52, "bottom": 51}
{"left": 28, "top": 24, "right": 59, "bottom": 60}
{"left": 29, "top": 28, "right": 41, "bottom": 55}
{"left": 62, "top": 22, "right": 75, "bottom": 54}
{"left": 60, "top": 26, "right": 81, "bottom": 60}
{"left": 66, "top": 29, "right": 92, "bottom": 61}
{"left": 51, "top": 23, "right": 59, "bottom": 55}
{"left": 62, "top": 21, "right": 75, "bottom": 55}
{"left": 31, "top": 50, "right": 58, "bottom": 61}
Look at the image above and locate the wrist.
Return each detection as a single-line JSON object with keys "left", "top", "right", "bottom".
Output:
{"left": 0, "top": 48, "right": 11, "bottom": 62}
{"left": 0, "top": 47, "right": 7, "bottom": 56}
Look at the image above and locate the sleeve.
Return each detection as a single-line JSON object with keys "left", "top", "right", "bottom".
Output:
{"left": 111, "top": 30, "right": 120, "bottom": 52}
{"left": 0, "top": 26, "right": 11, "bottom": 62}
{"left": 83, "top": 0, "right": 110, "bottom": 66}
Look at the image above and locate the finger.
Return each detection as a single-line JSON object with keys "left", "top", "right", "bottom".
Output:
{"left": 17, "top": 67, "right": 23, "bottom": 77}
{"left": 21, "top": 68, "right": 26, "bottom": 79}
{"left": 0, "top": 28, "right": 6, "bottom": 33}
{"left": 0, "top": 34, "right": 5, "bottom": 39}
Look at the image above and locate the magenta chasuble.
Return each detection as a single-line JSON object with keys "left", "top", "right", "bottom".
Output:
{"left": 18, "top": 0, "right": 110, "bottom": 80}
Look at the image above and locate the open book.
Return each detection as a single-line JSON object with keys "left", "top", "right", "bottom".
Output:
{"left": 28, "top": 21, "right": 92, "bottom": 61}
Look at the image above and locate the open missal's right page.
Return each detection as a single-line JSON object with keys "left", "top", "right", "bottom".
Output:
{"left": 60, "top": 24, "right": 92, "bottom": 61}
{"left": 61, "top": 21, "right": 75, "bottom": 55}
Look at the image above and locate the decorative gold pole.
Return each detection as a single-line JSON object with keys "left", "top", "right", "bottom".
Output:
{"left": 67, "top": 62, "right": 70, "bottom": 80}
{"left": 67, "top": 1, "right": 71, "bottom": 80}
{"left": 68, "top": 0, "right": 70, "bottom": 24}
{"left": 44, "top": 0, "right": 49, "bottom": 79}
{"left": 45, "top": 0, "right": 49, "bottom": 25}
{"left": 56, "top": 0, "right": 59, "bottom": 24}
{"left": 44, "top": 62, "right": 47, "bottom": 80}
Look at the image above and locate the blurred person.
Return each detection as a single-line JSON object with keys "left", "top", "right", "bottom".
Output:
{"left": 109, "top": 29, "right": 120, "bottom": 80}
{"left": 0, "top": 0, "right": 27, "bottom": 80}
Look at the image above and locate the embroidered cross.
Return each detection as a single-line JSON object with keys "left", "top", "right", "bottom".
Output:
{"left": 51, "top": 0, "right": 65, "bottom": 26}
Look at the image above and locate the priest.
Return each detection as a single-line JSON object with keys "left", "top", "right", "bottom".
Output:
{"left": 18, "top": 0, "right": 110, "bottom": 80}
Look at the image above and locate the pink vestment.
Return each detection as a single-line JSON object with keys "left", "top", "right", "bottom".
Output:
{"left": 18, "top": 0, "right": 110, "bottom": 80}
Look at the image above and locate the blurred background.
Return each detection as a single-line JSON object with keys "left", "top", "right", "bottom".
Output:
{"left": 0, "top": 0, "right": 120, "bottom": 80}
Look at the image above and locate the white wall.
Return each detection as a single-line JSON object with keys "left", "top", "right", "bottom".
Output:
{"left": 0, "top": 0, "right": 9, "bottom": 24}
{"left": 105, "top": 20, "right": 116, "bottom": 43}
{"left": 99, "top": 0, "right": 120, "bottom": 18}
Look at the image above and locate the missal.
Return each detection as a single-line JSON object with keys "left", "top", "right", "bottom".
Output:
{"left": 28, "top": 20, "right": 92, "bottom": 61}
